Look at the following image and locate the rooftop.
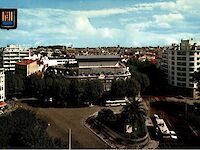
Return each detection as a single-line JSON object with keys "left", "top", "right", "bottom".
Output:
{"left": 16, "top": 60, "right": 36, "bottom": 65}
{"left": 76, "top": 55, "right": 120, "bottom": 59}
{"left": 76, "top": 55, "right": 121, "bottom": 62}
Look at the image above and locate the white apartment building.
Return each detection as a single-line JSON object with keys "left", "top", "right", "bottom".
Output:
{"left": 2, "top": 44, "right": 30, "bottom": 71}
{"left": 0, "top": 68, "right": 5, "bottom": 101}
{"left": 161, "top": 39, "right": 200, "bottom": 98}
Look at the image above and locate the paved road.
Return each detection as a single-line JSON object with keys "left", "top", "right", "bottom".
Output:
{"left": 143, "top": 96, "right": 200, "bottom": 105}
{"left": 37, "top": 106, "right": 110, "bottom": 149}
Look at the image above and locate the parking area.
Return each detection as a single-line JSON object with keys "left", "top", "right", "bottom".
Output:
{"left": 149, "top": 106, "right": 200, "bottom": 148}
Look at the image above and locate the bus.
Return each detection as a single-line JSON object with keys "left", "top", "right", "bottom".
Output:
{"left": 105, "top": 99, "right": 129, "bottom": 107}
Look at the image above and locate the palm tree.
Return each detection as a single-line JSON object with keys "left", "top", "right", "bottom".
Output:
{"left": 121, "top": 97, "right": 148, "bottom": 138}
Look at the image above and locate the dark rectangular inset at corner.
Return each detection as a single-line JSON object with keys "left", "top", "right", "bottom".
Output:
{"left": 0, "top": 8, "right": 17, "bottom": 29}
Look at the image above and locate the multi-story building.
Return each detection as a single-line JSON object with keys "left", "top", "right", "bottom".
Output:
{"left": 0, "top": 68, "right": 5, "bottom": 101}
{"left": 15, "top": 60, "right": 40, "bottom": 76}
{"left": 2, "top": 45, "right": 30, "bottom": 71}
{"left": 161, "top": 39, "right": 200, "bottom": 98}
{"left": 45, "top": 55, "right": 131, "bottom": 91}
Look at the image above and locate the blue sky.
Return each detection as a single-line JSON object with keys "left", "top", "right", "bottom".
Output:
{"left": 0, "top": 0, "right": 199, "bottom": 47}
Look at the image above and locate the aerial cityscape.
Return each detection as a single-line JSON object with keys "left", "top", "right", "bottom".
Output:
{"left": 0, "top": 0, "right": 200, "bottom": 149}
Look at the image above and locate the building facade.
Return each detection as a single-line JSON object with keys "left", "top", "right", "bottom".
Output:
{"left": 0, "top": 69, "right": 5, "bottom": 101}
{"left": 15, "top": 60, "right": 40, "bottom": 76}
{"left": 45, "top": 55, "right": 131, "bottom": 91}
{"left": 161, "top": 39, "right": 200, "bottom": 98}
{"left": 2, "top": 45, "right": 30, "bottom": 71}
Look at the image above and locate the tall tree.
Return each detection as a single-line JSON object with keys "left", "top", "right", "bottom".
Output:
{"left": 69, "top": 80, "right": 81, "bottom": 106}
{"left": 5, "top": 72, "right": 25, "bottom": 98}
{"left": 111, "top": 79, "right": 127, "bottom": 98}
{"left": 121, "top": 98, "right": 148, "bottom": 138}
{"left": 82, "top": 80, "right": 104, "bottom": 104}
{"left": 126, "top": 78, "right": 140, "bottom": 98}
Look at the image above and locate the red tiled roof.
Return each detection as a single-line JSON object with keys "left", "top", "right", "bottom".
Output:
{"left": 16, "top": 60, "right": 35, "bottom": 65}
{"left": 151, "top": 59, "right": 158, "bottom": 64}
{"left": 0, "top": 101, "right": 7, "bottom": 107}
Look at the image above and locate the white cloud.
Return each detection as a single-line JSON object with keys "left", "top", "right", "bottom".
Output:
{"left": 153, "top": 13, "right": 184, "bottom": 23}
{"left": 136, "top": 0, "right": 200, "bottom": 15}
{"left": 74, "top": 16, "right": 96, "bottom": 35}
{"left": 1, "top": 0, "right": 200, "bottom": 47}
{"left": 70, "top": 4, "right": 154, "bottom": 18}
{"left": 135, "top": 1, "right": 177, "bottom": 10}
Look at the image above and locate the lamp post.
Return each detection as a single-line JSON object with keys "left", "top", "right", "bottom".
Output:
{"left": 69, "top": 128, "right": 71, "bottom": 150}
{"left": 185, "top": 99, "right": 188, "bottom": 120}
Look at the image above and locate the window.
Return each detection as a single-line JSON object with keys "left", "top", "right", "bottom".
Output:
{"left": 189, "top": 68, "right": 194, "bottom": 71}
{"left": 189, "top": 78, "right": 193, "bottom": 82}
{"left": 177, "top": 72, "right": 186, "bottom": 76}
{"left": 190, "top": 57, "right": 194, "bottom": 61}
{"left": 190, "top": 63, "right": 194, "bottom": 66}
{"left": 177, "top": 82, "right": 181, "bottom": 86}
{"left": 189, "top": 84, "right": 194, "bottom": 87}
{"left": 177, "top": 57, "right": 186, "bottom": 61}
{"left": 190, "top": 73, "right": 194, "bottom": 77}
{"left": 182, "top": 83, "right": 186, "bottom": 86}
{"left": 177, "top": 62, "right": 186, "bottom": 66}
{"left": 177, "top": 77, "right": 181, "bottom": 80}
{"left": 190, "top": 52, "right": 195, "bottom": 55}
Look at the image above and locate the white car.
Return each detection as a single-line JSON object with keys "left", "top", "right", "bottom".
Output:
{"left": 153, "top": 114, "right": 159, "bottom": 118}
{"left": 0, "top": 110, "right": 4, "bottom": 115}
{"left": 170, "top": 131, "right": 178, "bottom": 140}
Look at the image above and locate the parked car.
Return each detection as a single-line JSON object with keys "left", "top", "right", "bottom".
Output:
{"left": 0, "top": 110, "right": 4, "bottom": 115}
{"left": 170, "top": 131, "right": 178, "bottom": 140}
{"left": 153, "top": 114, "right": 159, "bottom": 118}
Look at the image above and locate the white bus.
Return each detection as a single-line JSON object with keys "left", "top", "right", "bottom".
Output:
{"left": 105, "top": 99, "right": 129, "bottom": 107}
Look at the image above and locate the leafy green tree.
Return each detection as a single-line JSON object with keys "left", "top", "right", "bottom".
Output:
{"left": 82, "top": 80, "right": 104, "bottom": 104}
{"left": 45, "top": 77, "right": 53, "bottom": 96}
{"left": 5, "top": 72, "right": 25, "bottom": 98}
{"left": 25, "top": 74, "right": 45, "bottom": 99}
{"left": 111, "top": 79, "right": 127, "bottom": 98}
{"left": 97, "top": 108, "right": 116, "bottom": 123}
{"left": 0, "top": 108, "right": 66, "bottom": 148}
{"left": 126, "top": 78, "right": 140, "bottom": 98}
{"left": 69, "top": 80, "right": 81, "bottom": 106}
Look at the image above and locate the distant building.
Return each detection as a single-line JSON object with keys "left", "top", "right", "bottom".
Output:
{"left": 41, "top": 57, "right": 76, "bottom": 66}
{"left": 46, "top": 55, "right": 131, "bottom": 91}
{"left": 15, "top": 60, "right": 40, "bottom": 76}
{"left": 0, "top": 68, "right": 5, "bottom": 101}
{"left": 161, "top": 39, "right": 200, "bottom": 98}
{"left": 2, "top": 45, "right": 30, "bottom": 71}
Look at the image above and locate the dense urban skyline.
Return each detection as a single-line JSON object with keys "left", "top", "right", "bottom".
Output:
{"left": 0, "top": 0, "right": 199, "bottom": 47}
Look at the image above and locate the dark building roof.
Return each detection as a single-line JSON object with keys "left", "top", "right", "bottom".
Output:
{"left": 76, "top": 55, "right": 121, "bottom": 62}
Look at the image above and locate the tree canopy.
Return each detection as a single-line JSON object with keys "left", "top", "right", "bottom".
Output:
{"left": 0, "top": 108, "right": 65, "bottom": 148}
